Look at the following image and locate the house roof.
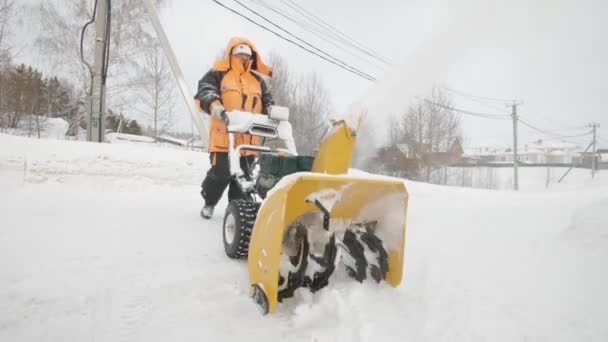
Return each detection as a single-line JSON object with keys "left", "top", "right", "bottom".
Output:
{"left": 528, "top": 139, "right": 579, "bottom": 150}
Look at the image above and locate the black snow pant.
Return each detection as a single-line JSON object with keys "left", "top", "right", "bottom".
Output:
{"left": 201, "top": 152, "right": 255, "bottom": 207}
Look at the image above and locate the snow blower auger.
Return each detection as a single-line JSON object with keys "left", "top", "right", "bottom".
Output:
{"left": 217, "top": 106, "right": 408, "bottom": 315}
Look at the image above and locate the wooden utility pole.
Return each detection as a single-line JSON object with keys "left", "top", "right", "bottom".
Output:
{"left": 88, "top": 0, "right": 108, "bottom": 142}
{"left": 511, "top": 102, "right": 520, "bottom": 190}
{"left": 590, "top": 122, "right": 600, "bottom": 178}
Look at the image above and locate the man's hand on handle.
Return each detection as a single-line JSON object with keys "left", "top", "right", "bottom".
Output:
{"left": 210, "top": 100, "right": 229, "bottom": 123}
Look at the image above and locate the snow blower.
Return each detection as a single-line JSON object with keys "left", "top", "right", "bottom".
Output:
{"left": 213, "top": 106, "right": 408, "bottom": 314}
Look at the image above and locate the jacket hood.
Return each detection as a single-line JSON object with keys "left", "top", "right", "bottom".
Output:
{"left": 212, "top": 37, "right": 272, "bottom": 77}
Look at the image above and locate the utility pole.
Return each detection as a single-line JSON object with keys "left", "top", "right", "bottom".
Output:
{"left": 141, "top": 0, "right": 208, "bottom": 148}
{"left": 589, "top": 122, "right": 600, "bottom": 178}
{"left": 88, "top": 0, "right": 109, "bottom": 142}
{"left": 510, "top": 102, "right": 521, "bottom": 191}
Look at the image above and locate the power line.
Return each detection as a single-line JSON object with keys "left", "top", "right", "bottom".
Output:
{"left": 249, "top": 0, "right": 384, "bottom": 69}
{"left": 518, "top": 111, "right": 589, "bottom": 135}
{"left": 518, "top": 115, "right": 591, "bottom": 135}
{"left": 211, "top": 0, "right": 376, "bottom": 81}
{"left": 443, "top": 87, "right": 511, "bottom": 114}
{"left": 230, "top": 0, "right": 376, "bottom": 80}
{"left": 79, "top": 0, "right": 98, "bottom": 85}
{"left": 424, "top": 99, "right": 511, "bottom": 120}
{"left": 436, "top": 88, "right": 590, "bottom": 142}
{"left": 443, "top": 87, "right": 590, "bottom": 134}
{"left": 442, "top": 86, "right": 516, "bottom": 104}
{"left": 102, "top": 0, "right": 111, "bottom": 84}
{"left": 278, "top": 0, "right": 391, "bottom": 65}
{"left": 519, "top": 118, "right": 591, "bottom": 140}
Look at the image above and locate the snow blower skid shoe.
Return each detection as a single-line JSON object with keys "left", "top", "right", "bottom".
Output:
{"left": 246, "top": 118, "right": 409, "bottom": 315}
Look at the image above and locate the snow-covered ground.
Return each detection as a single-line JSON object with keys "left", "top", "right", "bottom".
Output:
{"left": 1, "top": 133, "right": 607, "bottom": 341}
{"left": 432, "top": 165, "right": 600, "bottom": 191}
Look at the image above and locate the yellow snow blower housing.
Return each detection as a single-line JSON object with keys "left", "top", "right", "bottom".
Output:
{"left": 214, "top": 107, "right": 408, "bottom": 314}
{"left": 248, "top": 119, "right": 408, "bottom": 314}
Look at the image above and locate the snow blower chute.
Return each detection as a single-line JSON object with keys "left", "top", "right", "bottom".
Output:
{"left": 203, "top": 105, "right": 408, "bottom": 314}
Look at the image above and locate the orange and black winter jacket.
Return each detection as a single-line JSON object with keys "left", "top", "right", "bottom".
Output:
{"left": 195, "top": 38, "right": 274, "bottom": 154}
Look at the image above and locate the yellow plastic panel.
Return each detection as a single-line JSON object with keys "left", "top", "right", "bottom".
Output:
{"left": 311, "top": 122, "right": 357, "bottom": 175}
{"left": 248, "top": 174, "right": 408, "bottom": 314}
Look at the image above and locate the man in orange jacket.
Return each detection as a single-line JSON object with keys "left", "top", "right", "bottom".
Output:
{"left": 195, "top": 37, "right": 274, "bottom": 219}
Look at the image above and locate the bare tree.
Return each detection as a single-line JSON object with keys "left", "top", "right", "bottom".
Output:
{"left": 0, "top": 0, "right": 14, "bottom": 123}
{"left": 0, "top": 0, "right": 14, "bottom": 57}
{"left": 135, "top": 37, "right": 175, "bottom": 137}
{"left": 291, "top": 72, "right": 330, "bottom": 155}
{"left": 266, "top": 52, "right": 292, "bottom": 108}
{"left": 266, "top": 52, "right": 330, "bottom": 155}
{"left": 35, "top": 0, "right": 167, "bottom": 134}
{"left": 390, "top": 86, "right": 462, "bottom": 181}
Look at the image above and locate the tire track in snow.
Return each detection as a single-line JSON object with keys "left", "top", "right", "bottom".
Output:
{"left": 109, "top": 273, "right": 150, "bottom": 342}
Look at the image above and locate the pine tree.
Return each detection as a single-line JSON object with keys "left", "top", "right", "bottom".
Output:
{"left": 126, "top": 119, "right": 142, "bottom": 135}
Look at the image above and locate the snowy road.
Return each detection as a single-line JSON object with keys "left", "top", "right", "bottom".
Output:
{"left": 1, "top": 134, "right": 607, "bottom": 341}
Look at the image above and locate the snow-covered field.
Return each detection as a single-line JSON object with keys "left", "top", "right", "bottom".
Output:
{"left": 433, "top": 165, "right": 601, "bottom": 191}
{"left": 1, "top": 133, "right": 607, "bottom": 341}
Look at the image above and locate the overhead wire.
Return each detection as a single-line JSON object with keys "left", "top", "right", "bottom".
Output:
{"left": 248, "top": 0, "right": 384, "bottom": 69}
{"left": 278, "top": 0, "right": 391, "bottom": 65}
{"left": 102, "top": 0, "right": 111, "bottom": 84}
{"left": 442, "top": 86, "right": 512, "bottom": 114}
{"left": 436, "top": 87, "right": 596, "bottom": 148}
{"left": 423, "top": 99, "right": 511, "bottom": 120}
{"left": 519, "top": 118, "right": 592, "bottom": 140}
{"left": 442, "top": 87, "right": 591, "bottom": 136}
{"left": 79, "top": 0, "right": 98, "bottom": 92}
{"left": 518, "top": 111, "right": 590, "bottom": 135}
{"left": 231, "top": 0, "right": 377, "bottom": 81}
{"left": 442, "top": 86, "right": 517, "bottom": 104}
{"left": 211, "top": 0, "right": 376, "bottom": 81}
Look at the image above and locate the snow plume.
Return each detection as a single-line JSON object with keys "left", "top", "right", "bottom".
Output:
{"left": 342, "top": 0, "right": 506, "bottom": 162}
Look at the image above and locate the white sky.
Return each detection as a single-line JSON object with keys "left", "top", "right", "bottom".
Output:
{"left": 15, "top": 0, "right": 608, "bottom": 149}
{"left": 159, "top": 0, "right": 607, "bottom": 149}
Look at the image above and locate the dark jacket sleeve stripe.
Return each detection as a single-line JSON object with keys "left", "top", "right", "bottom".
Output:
{"left": 195, "top": 70, "right": 224, "bottom": 114}
{"left": 251, "top": 72, "right": 275, "bottom": 114}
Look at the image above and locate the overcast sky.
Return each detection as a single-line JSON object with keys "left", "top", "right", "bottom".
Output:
{"left": 156, "top": 0, "right": 607, "bottom": 149}
{"left": 15, "top": 0, "right": 608, "bottom": 148}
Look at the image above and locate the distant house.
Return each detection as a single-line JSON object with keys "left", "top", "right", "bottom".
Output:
{"left": 367, "top": 139, "right": 464, "bottom": 178}
{"left": 422, "top": 139, "right": 464, "bottom": 166}
{"left": 575, "top": 151, "right": 605, "bottom": 168}
{"left": 463, "top": 146, "right": 506, "bottom": 163}
{"left": 368, "top": 145, "right": 420, "bottom": 178}
{"left": 529, "top": 139, "right": 579, "bottom": 163}
{"left": 466, "top": 139, "right": 580, "bottom": 164}
{"left": 494, "top": 147, "right": 545, "bottom": 163}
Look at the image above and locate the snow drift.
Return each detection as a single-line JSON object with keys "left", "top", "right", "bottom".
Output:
{"left": 0, "top": 133, "right": 607, "bottom": 341}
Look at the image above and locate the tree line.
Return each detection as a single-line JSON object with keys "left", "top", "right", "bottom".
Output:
{"left": 2, "top": 0, "right": 462, "bottom": 185}
{"left": 0, "top": 0, "right": 335, "bottom": 148}
{"left": 0, "top": 64, "right": 77, "bottom": 136}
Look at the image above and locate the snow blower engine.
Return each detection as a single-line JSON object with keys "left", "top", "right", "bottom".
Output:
{"left": 216, "top": 106, "right": 408, "bottom": 315}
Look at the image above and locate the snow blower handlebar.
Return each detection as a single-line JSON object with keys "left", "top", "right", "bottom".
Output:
{"left": 220, "top": 110, "right": 229, "bottom": 124}
{"left": 224, "top": 106, "right": 298, "bottom": 178}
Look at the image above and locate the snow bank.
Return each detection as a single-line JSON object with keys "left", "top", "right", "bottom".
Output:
{"left": 432, "top": 165, "right": 603, "bottom": 191}
{"left": 1, "top": 134, "right": 607, "bottom": 341}
{"left": 1, "top": 117, "right": 69, "bottom": 140}
{"left": 0, "top": 133, "right": 208, "bottom": 191}
{"left": 106, "top": 132, "right": 156, "bottom": 144}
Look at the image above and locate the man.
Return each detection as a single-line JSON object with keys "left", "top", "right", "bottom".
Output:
{"left": 194, "top": 37, "right": 274, "bottom": 219}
